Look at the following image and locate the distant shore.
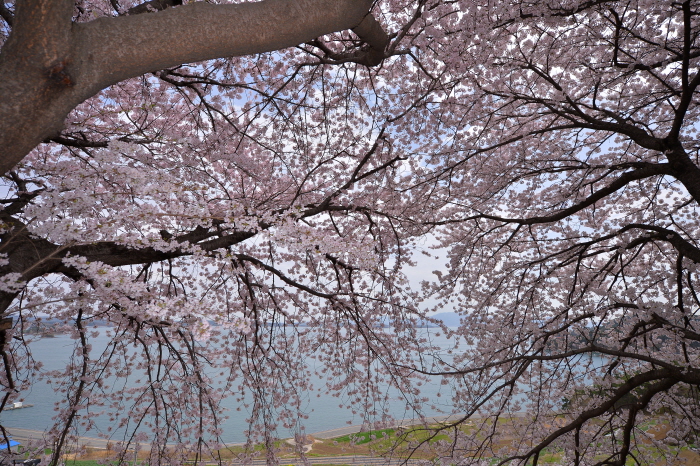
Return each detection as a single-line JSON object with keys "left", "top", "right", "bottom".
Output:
{"left": 5, "top": 414, "right": 509, "bottom": 450}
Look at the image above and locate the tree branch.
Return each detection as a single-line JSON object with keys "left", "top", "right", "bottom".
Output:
{"left": 350, "top": 13, "right": 389, "bottom": 66}
{"left": 430, "top": 164, "right": 671, "bottom": 226}
{"left": 0, "top": 0, "right": 379, "bottom": 174}
{"left": 126, "top": 0, "right": 181, "bottom": 15}
{"left": 0, "top": 2, "right": 13, "bottom": 25}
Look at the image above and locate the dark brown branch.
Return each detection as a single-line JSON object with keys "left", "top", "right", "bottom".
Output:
{"left": 0, "top": 2, "right": 13, "bottom": 25}
{"left": 431, "top": 164, "right": 671, "bottom": 226}
{"left": 623, "top": 223, "right": 700, "bottom": 264}
{"left": 235, "top": 253, "right": 339, "bottom": 300}
{"left": 50, "top": 308, "right": 90, "bottom": 466}
{"left": 499, "top": 370, "right": 682, "bottom": 466}
{"left": 49, "top": 135, "right": 142, "bottom": 148}
{"left": 126, "top": 0, "right": 181, "bottom": 15}
{"left": 494, "top": 0, "right": 616, "bottom": 28}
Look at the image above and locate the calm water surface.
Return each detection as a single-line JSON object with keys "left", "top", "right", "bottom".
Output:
{"left": 0, "top": 329, "right": 460, "bottom": 443}
{"left": 0, "top": 329, "right": 605, "bottom": 444}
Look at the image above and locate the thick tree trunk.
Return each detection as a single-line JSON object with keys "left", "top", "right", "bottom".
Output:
{"left": 0, "top": 0, "right": 378, "bottom": 174}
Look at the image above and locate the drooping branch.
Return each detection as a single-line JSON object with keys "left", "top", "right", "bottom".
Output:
{"left": 500, "top": 373, "right": 680, "bottom": 466}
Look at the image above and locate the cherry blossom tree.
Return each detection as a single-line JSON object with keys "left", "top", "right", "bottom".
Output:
{"left": 1, "top": 0, "right": 700, "bottom": 465}
{"left": 406, "top": 1, "right": 700, "bottom": 465}
{"left": 0, "top": 0, "right": 423, "bottom": 464}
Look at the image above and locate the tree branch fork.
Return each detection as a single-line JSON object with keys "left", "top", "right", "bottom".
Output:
{"left": 0, "top": 0, "right": 389, "bottom": 175}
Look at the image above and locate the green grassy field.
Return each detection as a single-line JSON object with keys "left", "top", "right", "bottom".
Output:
{"left": 47, "top": 418, "right": 700, "bottom": 466}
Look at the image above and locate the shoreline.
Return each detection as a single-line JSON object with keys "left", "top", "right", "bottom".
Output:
{"left": 4, "top": 414, "right": 524, "bottom": 450}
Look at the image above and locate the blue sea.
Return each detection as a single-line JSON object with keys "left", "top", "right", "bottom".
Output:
{"left": 0, "top": 329, "right": 606, "bottom": 444}
{"left": 0, "top": 329, "right": 461, "bottom": 444}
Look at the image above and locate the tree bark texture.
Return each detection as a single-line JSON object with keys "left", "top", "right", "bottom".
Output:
{"left": 0, "top": 0, "right": 377, "bottom": 174}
